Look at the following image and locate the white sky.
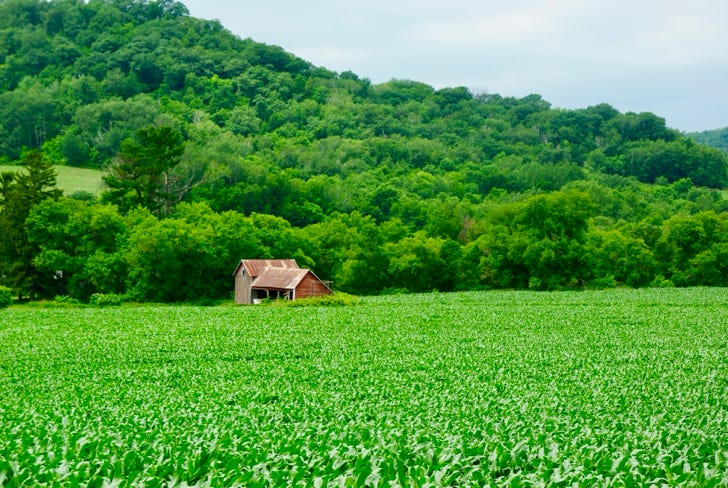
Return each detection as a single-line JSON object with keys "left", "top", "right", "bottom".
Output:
{"left": 181, "top": 0, "right": 728, "bottom": 132}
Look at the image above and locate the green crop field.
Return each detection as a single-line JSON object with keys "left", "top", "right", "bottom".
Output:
{"left": 1, "top": 289, "right": 727, "bottom": 486}
{"left": 0, "top": 164, "right": 105, "bottom": 196}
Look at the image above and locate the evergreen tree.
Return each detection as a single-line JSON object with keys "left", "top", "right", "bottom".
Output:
{"left": 103, "top": 125, "right": 185, "bottom": 216}
{"left": 0, "top": 151, "right": 61, "bottom": 298}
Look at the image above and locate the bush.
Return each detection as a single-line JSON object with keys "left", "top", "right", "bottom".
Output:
{"left": 587, "top": 276, "right": 617, "bottom": 290}
{"left": 89, "top": 293, "right": 126, "bottom": 306}
{"left": 0, "top": 286, "right": 12, "bottom": 309}
{"left": 650, "top": 275, "right": 675, "bottom": 288}
{"left": 263, "top": 292, "right": 359, "bottom": 307}
{"left": 54, "top": 295, "right": 81, "bottom": 306}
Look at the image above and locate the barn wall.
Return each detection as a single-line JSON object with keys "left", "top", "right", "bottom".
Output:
{"left": 295, "top": 272, "right": 332, "bottom": 299}
{"left": 234, "top": 269, "right": 253, "bottom": 304}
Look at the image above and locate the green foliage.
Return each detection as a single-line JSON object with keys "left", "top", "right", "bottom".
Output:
{"left": 88, "top": 292, "right": 125, "bottom": 306}
{"left": 0, "top": 285, "right": 11, "bottom": 308}
{"left": 0, "top": 150, "right": 61, "bottom": 298}
{"left": 52, "top": 294, "right": 81, "bottom": 306}
{"left": 26, "top": 184, "right": 728, "bottom": 300}
{"left": 123, "top": 209, "right": 219, "bottom": 301}
{"left": 621, "top": 139, "right": 728, "bottom": 187}
{"left": 102, "top": 124, "right": 185, "bottom": 215}
{"left": 1, "top": 289, "right": 727, "bottom": 485}
{"left": 25, "top": 197, "right": 128, "bottom": 300}
{"left": 263, "top": 292, "right": 359, "bottom": 307}
{"left": 384, "top": 231, "right": 448, "bottom": 292}
{"left": 588, "top": 229, "right": 655, "bottom": 287}
{"left": 650, "top": 275, "right": 675, "bottom": 288}
{"left": 689, "top": 126, "right": 728, "bottom": 153}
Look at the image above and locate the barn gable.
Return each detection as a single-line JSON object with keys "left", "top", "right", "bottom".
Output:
{"left": 293, "top": 270, "right": 333, "bottom": 299}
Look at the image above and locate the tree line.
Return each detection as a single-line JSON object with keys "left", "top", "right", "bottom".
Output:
{"left": 2, "top": 149, "right": 727, "bottom": 302}
{"left": 1, "top": 0, "right": 728, "bottom": 301}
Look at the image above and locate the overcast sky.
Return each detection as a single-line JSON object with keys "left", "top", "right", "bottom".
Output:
{"left": 181, "top": 0, "right": 728, "bottom": 132}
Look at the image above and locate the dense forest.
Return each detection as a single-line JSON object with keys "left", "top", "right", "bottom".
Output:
{"left": 1, "top": 0, "right": 728, "bottom": 302}
{"left": 690, "top": 127, "right": 728, "bottom": 154}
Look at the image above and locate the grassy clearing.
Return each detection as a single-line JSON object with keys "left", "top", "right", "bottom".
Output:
{"left": 1, "top": 288, "right": 727, "bottom": 486}
{"left": 0, "top": 164, "right": 105, "bottom": 196}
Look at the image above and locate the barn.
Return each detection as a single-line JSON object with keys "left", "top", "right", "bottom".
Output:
{"left": 232, "top": 259, "right": 332, "bottom": 304}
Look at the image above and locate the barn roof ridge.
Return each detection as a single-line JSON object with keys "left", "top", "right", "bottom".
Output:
{"left": 232, "top": 258, "right": 299, "bottom": 277}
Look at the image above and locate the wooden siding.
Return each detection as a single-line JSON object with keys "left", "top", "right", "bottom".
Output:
{"left": 233, "top": 266, "right": 253, "bottom": 304}
{"left": 295, "top": 271, "right": 332, "bottom": 299}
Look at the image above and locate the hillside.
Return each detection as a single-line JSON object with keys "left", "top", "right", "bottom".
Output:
{"left": 1, "top": 0, "right": 726, "bottom": 186}
{"left": 1, "top": 0, "right": 728, "bottom": 301}
{"left": 0, "top": 164, "right": 105, "bottom": 195}
{"left": 689, "top": 127, "right": 728, "bottom": 153}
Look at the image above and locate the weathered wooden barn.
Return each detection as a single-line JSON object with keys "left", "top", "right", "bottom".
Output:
{"left": 232, "top": 259, "right": 332, "bottom": 304}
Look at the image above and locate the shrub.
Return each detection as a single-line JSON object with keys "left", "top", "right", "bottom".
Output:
{"left": 89, "top": 293, "right": 126, "bottom": 307}
{"left": 587, "top": 276, "right": 617, "bottom": 290}
{"left": 54, "top": 295, "right": 81, "bottom": 306}
{"left": 650, "top": 275, "right": 675, "bottom": 288}
{"left": 0, "top": 286, "right": 12, "bottom": 309}
{"left": 263, "top": 293, "right": 359, "bottom": 307}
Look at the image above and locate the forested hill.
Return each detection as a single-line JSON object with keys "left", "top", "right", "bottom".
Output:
{"left": 2, "top": 0, "right": 727, "bottom": 187}
{"left": 2, "top": 0, "right": 728, "bottom": 302}
{"left": 689, "top": 127, "right": 728, "bottom": 154}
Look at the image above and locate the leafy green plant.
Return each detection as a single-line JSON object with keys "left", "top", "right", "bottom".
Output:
{"left": 264, "top": 292, "right": 359, "bottom": 307}
{"left": 650, "top": 274, "right": 675, "bottom": 287}
{"left": 89, "top": 293, "right": 126, "bottom": 306}
{"left": 0, "top": 285, "right": 12, "bottom": 309}
{"left": 53, "top": 295, "right": 81, "bottom": 306}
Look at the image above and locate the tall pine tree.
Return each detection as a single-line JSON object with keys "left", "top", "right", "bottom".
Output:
{"left": 0, "top": 151, "right": 61, "bottom": 299}
{"left": 103, "top": 125, "right": 185, "bottom": 216}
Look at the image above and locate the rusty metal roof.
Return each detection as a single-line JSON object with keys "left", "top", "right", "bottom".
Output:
{"left": 251, "top": 267, "right": 310, "bottom": 290}
{"left": 233, "top": 259, "right": 299, "bottom": 277}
